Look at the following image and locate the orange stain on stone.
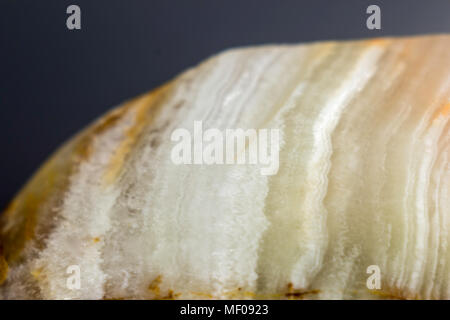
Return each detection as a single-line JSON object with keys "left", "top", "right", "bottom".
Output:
{"left": 367, "top": 37, "right": 390, "bottom": 47}
{"left": 428, "top": 102, "right": 450, "bottom": 125}
{"left": 0, "top": 253, "right": 8, "bottom": 285}
{"left": 148, "top": 275, "right": 162, "bottom": 297}
{"left": 30, "top": 267, "right": 45, "bottom": 281}
{"left": 436, "top": 102, "right": 450, "bottom": 119}
{"left": 147, "top": 275, "right": 181, "bottom": 300}
{"left": 285, "top": 282, "right": 320, "bottom": 300}
{"left": 369, "top": 283, "right": 423, "bottom": 300}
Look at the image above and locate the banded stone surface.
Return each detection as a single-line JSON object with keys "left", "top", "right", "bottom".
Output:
{"left": 0, "top": 35, "right": 449, "bottom": 299}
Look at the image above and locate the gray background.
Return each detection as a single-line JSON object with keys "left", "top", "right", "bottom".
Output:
{"left": 1, "top": 0, "right": 450, "bottom": 210}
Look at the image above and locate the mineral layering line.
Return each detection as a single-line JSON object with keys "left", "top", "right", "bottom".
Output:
{"left": 0, "top": 35, "right": 449, "bottom": 299}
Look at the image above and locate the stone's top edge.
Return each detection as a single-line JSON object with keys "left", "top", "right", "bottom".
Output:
{"left": 169, "top": 33, "right": 450, "bottom": 93}
{"left": 199, "top": 33, "right": 449, "bottom": 65}
{"left": 219, "top": 33, "right": 450, "bottom": 51}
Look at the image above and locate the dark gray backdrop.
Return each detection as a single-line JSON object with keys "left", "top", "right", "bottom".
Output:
{"left": 1, "top": 0, "right": 450, "bottom": 210}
